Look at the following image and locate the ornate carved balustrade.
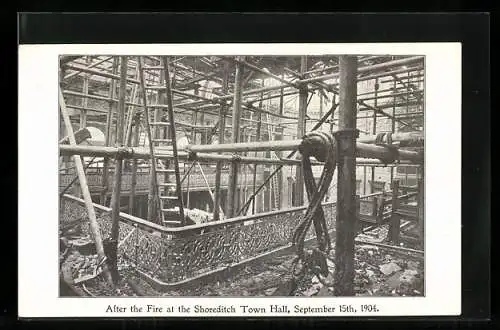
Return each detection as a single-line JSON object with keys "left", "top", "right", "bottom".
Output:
{"left": 60, "top": 194, "right": 336, "bottom": 285}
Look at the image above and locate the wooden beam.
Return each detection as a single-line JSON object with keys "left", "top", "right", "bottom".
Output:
{"left": 59, "top": 87, "right": 114, "bottom": 287}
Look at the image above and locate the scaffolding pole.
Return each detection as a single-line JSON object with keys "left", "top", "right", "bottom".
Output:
{"left": 214, "top": 62, "right": 230, "bottom": 221}
{"left": 59, "top": 88, "right": 114, "bottom": 287}
{"left": 109, "top": 56, "right": 128, "bottom": 283}
{"left": 226, "top": 57, "right": 244, "bottom": 218}
{"left": 294, "top": 56, "right": 308, "bottom": 206}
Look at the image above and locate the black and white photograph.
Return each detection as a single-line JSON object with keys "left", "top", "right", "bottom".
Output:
{"left": 57, "top": 54, "right": 425, "bottom": 298}
{"left": 18, "top": 42, "right": 462, "bottom": 318}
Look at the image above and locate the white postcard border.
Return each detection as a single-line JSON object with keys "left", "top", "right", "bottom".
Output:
{"left": 18, "top": 43, "right": 461, "bottom": 317}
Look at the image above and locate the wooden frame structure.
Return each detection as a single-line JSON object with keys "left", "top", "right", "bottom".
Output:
{"left": 59, "top": 54, "right": 425, "bottom": 294}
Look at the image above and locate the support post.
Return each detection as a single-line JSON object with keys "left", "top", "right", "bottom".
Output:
{"left": 370, "top": 78, "right": 378, "bottom": 194}
{"left": 109, "top": 56, "right": 128, "bottom": 283}
{"left": 80, "top": 56, "right": 90, "bottom": 129}
{"left": 334, "top": 55, "right": 358, "bottom": 296}
{"left": 100, "top": 57, "right": 118, "bottom": 205}
{"left": 363, "top": 165, "right": 367, "bottom": 194}
{"left": 226, "top": 56, "right": 244, "bottom": 218}
{"left": 187, "top": 87, "right": 199, "bottom": 209}
{"left": 59, "top": 88, "right": 114, "bottom": 287}
{"left": 355, "top": 195, "right": 361, "bottom": 233}
{"left": 128, "top": 115, "right": 140, "bottom": 215}
{"left": 279, "top": 72, "right": 285, "bottom": 116}
{"left": 390, "top": 179, "right": 401, "bottom": 244}
{"left": 214, "top": 62, "right": 229, "bottom": 221}
{"left": 319, "top": 93, "right": 323, "bottom": 119}
{"left": 252, "top": 81, "right": 264, "bottom": 214}
{"left": 294, "top": 56, "right": 307, "bottom": 206}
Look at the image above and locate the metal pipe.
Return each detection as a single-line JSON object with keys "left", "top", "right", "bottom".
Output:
{"left": 60, "top": 144, "right": 421, "bottom": 167}
{"left": 184, "top": 133, "right": 422, "bottom": 160}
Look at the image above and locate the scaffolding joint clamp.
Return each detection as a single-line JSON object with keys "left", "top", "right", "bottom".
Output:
{"left": 333, "top": 128, "right": 360, "bottom": 140}
{"left": 231, "top": 154, "right": 242, "bottom": 162}
{"left": 187, "top": 151, "right": 198, "bottom": 161}
{"left": 116, "top": 146, "right": 133, "bottom": 159}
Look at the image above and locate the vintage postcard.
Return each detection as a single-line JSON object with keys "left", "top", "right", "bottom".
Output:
{"left": 18, "top": 43, "right": 461, "bottom": 317}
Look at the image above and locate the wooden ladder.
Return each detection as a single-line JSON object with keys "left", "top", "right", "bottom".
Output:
{"left": 139, "top": 57, "right": 185, "bottom": 227}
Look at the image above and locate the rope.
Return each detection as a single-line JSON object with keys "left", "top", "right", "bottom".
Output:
{"left": 287, "top": 131, "right": 338, "bottom": 294}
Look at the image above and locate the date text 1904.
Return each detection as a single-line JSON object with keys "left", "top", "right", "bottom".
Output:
{"left": 360, "top": 304, "right": 379, "bottom": 312}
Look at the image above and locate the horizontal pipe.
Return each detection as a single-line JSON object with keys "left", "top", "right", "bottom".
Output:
{"left": 185, "top": 131, "right": 423, "bottom": 153}
{"left": 60, "top": 144, "right": 417, "bottom": 166}
{"left": 185, "top": 139, "right": 421, "bottom": 163}
{"left": 298, "top": 56, "right": 424, "bottom": 84}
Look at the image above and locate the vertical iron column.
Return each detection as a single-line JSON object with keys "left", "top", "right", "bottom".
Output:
{"left": 294, "top": 56, "right": 308, "bottom": 206}
{"left": 334, "top": 55, "right": 358, "bottom": 296}
{"left": 109, "top": 56, "right": 128, "bottom": 283}
{"left": 213, "top": 63, "right": 230, "bottom": 220}
{"left": 226, "top": 56, "right": 244, "bottom": 218}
